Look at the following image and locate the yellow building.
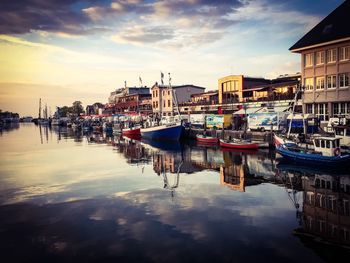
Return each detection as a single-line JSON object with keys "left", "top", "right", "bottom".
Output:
{"left": 218, "top": 75, "right": 270, "bottom": 104}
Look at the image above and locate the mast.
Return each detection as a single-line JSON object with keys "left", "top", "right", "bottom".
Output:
{"left": 38, "top": 98, "right": 42, "bottom": 119}
{"left": 169, "top": 72, "right": 180, "bottom": 117}
{"left": 287, "top": 84, "right": 302, "bottom": 138}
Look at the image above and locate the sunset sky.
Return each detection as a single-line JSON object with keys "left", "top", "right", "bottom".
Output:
{"left": 0, "top": 0, "right": 344, "bottom": 117}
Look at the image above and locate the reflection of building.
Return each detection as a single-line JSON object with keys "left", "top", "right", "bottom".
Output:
{"left": 298, "top": 174, "right": 350, "bottom": 247}
{"left": 220, "top": 165, "right": 245, "bottom": 192}
{"left": 290, "top": 1, "right": 350, "bottom": 121}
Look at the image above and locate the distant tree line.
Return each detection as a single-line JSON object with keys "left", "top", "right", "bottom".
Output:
{"left": 55, "top": 101, "right": 104, "bottom": 117}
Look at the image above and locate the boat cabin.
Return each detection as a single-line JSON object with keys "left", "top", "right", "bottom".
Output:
{"left": 334, "top": 125, "right": 350, "bottom": 147}
{"left": 313, "top": 137, "right": 341, "bottom": 157}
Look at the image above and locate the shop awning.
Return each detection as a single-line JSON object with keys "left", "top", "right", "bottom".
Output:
{"left": 233, "top": 107, "right": 261, "bottom": 115}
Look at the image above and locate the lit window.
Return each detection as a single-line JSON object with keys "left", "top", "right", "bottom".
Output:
{"left": 304, "top": 78, "right": 314, "bottom": 91}
{"left": 339, "top": 46, "right": 349, "bottom": 61}
{"left": 327, "top": 48, "right": 336, "bottom": 63}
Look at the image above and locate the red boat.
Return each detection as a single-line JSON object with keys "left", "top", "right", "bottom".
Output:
{"left": 196, "top": 134, "right": 218, "bottom": 144}
{"left": 122, "top": 127, "right": 141, "bottom": 136}
{"left": 219, "top": 139, "right": 259, "bottom": 150}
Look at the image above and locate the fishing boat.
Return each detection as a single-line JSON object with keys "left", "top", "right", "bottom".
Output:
{"left": 219, "top": 138, "right": 259, "bottom": 150}
{"left": 122, "top": 126, "right": 141, "bottom": 136}
{"left": 141, "top": 120, "right": 184, "bottom": 141}
{"left": 140, "top": 73, "right": 183, "bottom": 141}
{"left": 274, "top": 134, "right": 350, "bottom": 165}
{"left": 196, "top": 134, "right": 218, "bottom": 144}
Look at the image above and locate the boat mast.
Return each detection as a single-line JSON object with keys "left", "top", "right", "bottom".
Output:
{"left": 287, "top": 84, "right": 302, "bottom": 138}
{"left": 169, "top": 72, "right": 180, "bottom": 117}
{"left": 38, "top": 98, "right": 42, "bottom": 119}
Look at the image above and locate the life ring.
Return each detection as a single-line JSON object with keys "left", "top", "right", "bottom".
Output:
{"left": 334, "top": 147, "right": 341, "bottom": 156}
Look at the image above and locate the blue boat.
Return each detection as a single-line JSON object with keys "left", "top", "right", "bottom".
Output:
{"left": 140, "top": 122, "right": 184, "bottom": 141}
{"left": 274, "top": 134, "right": 350, "bottom": 165}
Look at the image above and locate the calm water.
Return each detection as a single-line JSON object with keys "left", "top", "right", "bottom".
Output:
{"left": 0, "top": 123, "right": 349, "bottom": 263}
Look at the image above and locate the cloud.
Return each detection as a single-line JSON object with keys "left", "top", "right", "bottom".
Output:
{"left": 0, "top": 0, "right": 105, "bottom": 35}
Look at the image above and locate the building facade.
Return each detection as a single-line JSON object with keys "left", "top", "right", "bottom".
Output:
{"left": 218, "top": 75, "right": 271, "bottom": 104}
{"left": 151, "top": 83, "right": 205, "bottom": 116}
{"left": 290, "top": 0, "right": 350, "bottom": 122}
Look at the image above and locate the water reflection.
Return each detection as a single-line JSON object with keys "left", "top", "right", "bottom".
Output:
{"left": 0, "top": 124, "right": 349, "bottom": 262}
{"left": 276, "top": 163, "right": 350, "bottom": 250}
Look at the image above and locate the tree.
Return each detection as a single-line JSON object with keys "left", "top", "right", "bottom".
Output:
{"left": 72, "top": 101, "right": 84, "bottom": 116}
{"left": 59, "top": 106, "right": 71, "bottom": 117}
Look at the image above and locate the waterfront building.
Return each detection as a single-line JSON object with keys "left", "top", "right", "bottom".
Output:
{"left": 290, "top": 0, "right": 350, "bottom": 124}
{"left": 218, "top": 75, "right": 270, "bottom": 104}
{"left": 151, "top": 83, "right": 205, "bottom": 116}
{"left": 106, "top": 86, "right": 152, "bottom": 115}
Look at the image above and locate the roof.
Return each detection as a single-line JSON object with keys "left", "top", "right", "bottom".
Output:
{"left": 152, "top": 84, "right": 205, "bottom": 90}
{"left": 290, "top": 0, "right": 350, "bottom": 52}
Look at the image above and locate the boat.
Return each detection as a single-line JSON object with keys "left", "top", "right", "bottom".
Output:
{"left": 196, "top": 134, "right": 218, "bottom": 144}
{"left": 219, "top": 138, "right": 259, "bottom": 149}
{"left": 274, "top": 133, "right": 350, "bottom": 165}
{"left": 141, "top": 120, "right": 184, "bottom": 141}
{"left": 122, "top": 126, "right": 141, "bottom": 136}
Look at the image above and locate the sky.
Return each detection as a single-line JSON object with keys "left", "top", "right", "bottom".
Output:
{"left": 0, "top": 0, "right": 345, "bottom": 117}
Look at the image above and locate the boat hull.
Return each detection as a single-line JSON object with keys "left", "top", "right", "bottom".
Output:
{"left": 219, "top": 139, "right": 259, "bottom": 149}
{"left": 196, "top": 135, "right": 218, "bottom": 144}
{"left": 141, "top": 124, "right": 183, "bottom": 141}
{"left": 122, "top": 127, "right": 141, "bottom": 136}
{"left": 276, "top": 145, "right": 350, "bottom": 165}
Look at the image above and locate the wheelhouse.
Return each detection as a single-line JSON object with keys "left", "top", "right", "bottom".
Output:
{"left": 313, "top": 137, "right": 341, "bottom": 157}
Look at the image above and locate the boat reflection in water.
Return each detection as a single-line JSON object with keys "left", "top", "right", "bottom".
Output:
{"left": 276, "top": 162, "right": 350, "bottom": 253}
{"left": 4, "top": 124, "right": 348, "bottom": 262}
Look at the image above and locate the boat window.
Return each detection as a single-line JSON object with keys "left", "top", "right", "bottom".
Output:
{"left": 336, "top": 129, "right": 344, "bottom": 136}
{"left": 321, "top": 140, "right": 325, "bottom": 148}
{"left": 326, "top": 140, "right": 330, "bottom": 148}
{"left": 331, "top": 140, "right": 335, "bottom": 148}
{"left": 335, "top": 139, "right": 340, "bottom": 148}
{"left": 315, "top": 139, "right": 320, "bottom": 147}
{"left": 347, "top": 129, "right": 350, "bottom": 136}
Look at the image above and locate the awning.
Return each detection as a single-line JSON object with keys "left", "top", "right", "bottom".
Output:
{"left": 257, "top": 106, "right": 291, "bottom": 113}
{"left": 233, "top": 107, "right": 261, "bottom": 115}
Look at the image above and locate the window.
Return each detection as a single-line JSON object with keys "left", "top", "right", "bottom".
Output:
{"left": 340, "top": 103, "right": 346, "bottom": 114}
{"left": 327, "top": 75, "right": 336, "bottom": 89}
{"left": 333, "top": 103, "right": 339, "bottom": 115}
{"left": 321, "top": 140, "right": 325, "bottom": 148}
{"left": 304, "top": 78, "right": 314, "bottom": 91}
{"left": 339, "top": 73, "right": 349, "bottom": 88}
{"left": 163, "top": 101, "right": 165, "bottom": 107}
{"left": 327, "top": 48, "right": 336, "bottom": 63}
{"left": 306, "top": 104, "right": 313, "bottom": 114}
{"left": 339, "top": 46, "right": 349, "bottom": 61}
{"left": 168, "top": 100, "right": 171, "bottom": 107}
{"left": 304, "top": 53, "right": 314, "bottom": 67}
{"left": 316, "top": 51, "right": 325, "bottom": 65}
{"left": 326, "top": 140, "right": 330, "bottom": 148}
{"left": 316, "top": 77, "right": 325, "bottom": 90}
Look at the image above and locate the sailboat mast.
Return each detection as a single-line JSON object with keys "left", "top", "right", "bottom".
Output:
{"left": 38, "top": 98, "right": 42, "bottom": 119}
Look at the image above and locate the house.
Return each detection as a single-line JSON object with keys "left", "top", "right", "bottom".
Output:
{"left": 290, "top": 0, "right": 350, "bottom": 123}
{"left": 151, "top": 83, "right": 205, "bottom": 116}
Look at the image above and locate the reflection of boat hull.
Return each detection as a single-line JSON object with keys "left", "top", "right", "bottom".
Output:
{"left": 276, "top": 161, "right": 349, "bottom": 175}
{"left": 276, "top": 145, "right": 350, "bottom": 165}
{"left": 141, "top": 123, "right": 183, "bottom": 141}
{"left": 122, "top": 127, "right": 141, "bottom": 136}
{"left": 196, "top": 134, "right": 218, "bottom": 144}
{"left": 219, "top": 139, "right": 259, "bottom": 149}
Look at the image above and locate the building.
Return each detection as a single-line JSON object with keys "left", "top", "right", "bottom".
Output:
{"left": 151, "top": 83, "right": 205, "bottom": 116}
{"left": 218, "top": 75, "right": 270, "bottom": 104}
{"left": 290, "top": 0, "right": 350, "bottom": 123}
{"left": 106, "top": 86, "right": 152, "bottom": 115}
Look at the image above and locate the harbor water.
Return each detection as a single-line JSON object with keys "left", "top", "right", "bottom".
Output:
{"left": 0, "top": 123, "right": 349, "bottom": 262}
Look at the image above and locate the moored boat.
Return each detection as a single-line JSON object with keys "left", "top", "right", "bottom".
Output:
{"left": 141, "top": 122, "right": 184, "bottom": 141}
{"left": 219, "top": 139, "right": 259, "bottom": 149}
{"left": 196, "top": 134, "right": 218, "bottom": 144}
{"left": 274, "top": 134, "right": 350, "bottom": 165}
{"left": 122, "top": 126, "right": 141, "bottom": 136}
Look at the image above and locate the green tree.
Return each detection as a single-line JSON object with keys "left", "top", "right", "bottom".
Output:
{"left": 72, "top": 101, "right": 84, "bottom": 115}
{"left": 59, "top": 106, "right": 71, "bottom": 117}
